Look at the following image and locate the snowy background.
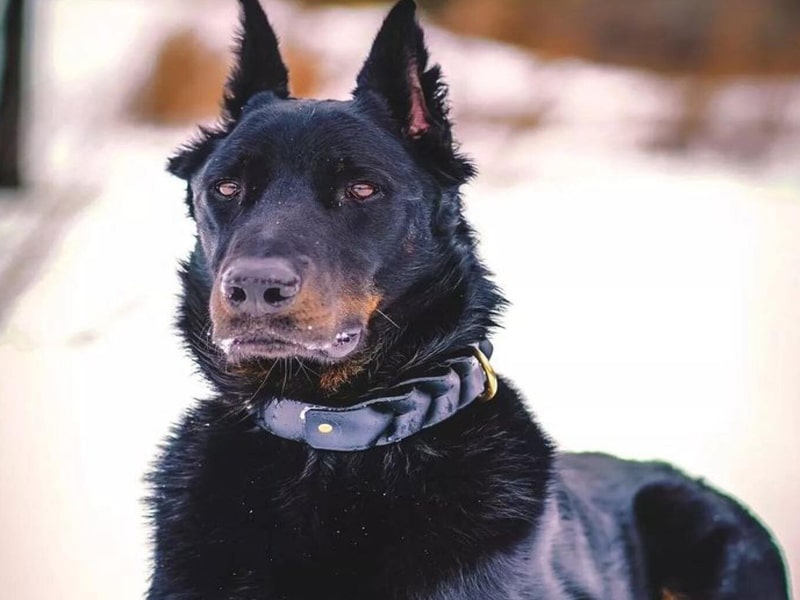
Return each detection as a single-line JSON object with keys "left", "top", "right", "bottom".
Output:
{"left": 0, "top": 0, "right": 798, "bottom": 597}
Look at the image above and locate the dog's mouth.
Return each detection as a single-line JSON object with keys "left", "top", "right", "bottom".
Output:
{"left": 215, "top": 328, "right": 363, "bottom": 363}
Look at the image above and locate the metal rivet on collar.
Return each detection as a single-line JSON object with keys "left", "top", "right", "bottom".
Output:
{"left": 318, "top": 423, "right": 334, "bottom": 434}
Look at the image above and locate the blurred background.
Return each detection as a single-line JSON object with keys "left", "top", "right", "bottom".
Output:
{"left": 0, "top": 0, "right": 798, "bottom": 597}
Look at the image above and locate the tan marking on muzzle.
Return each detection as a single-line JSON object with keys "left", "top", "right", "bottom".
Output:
{"left": 337, "top": 292, "right": 381, "bottom": 322}
{"left": 317, "top": 292, "right": 382, "bottom": 392}
{"left": 209, "top": 278, "right": 231, "bottom": 322}
{"left": 319, "top": 359, "right": 370, "bottom": 392}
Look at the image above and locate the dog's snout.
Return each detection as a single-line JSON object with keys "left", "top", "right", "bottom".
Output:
{"left": 221, "top": 257, "right": 301, "bottom": 316}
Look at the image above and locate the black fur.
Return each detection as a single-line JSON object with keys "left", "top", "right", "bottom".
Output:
{"left": 147, "top": 1, "right": 789, "bottom": 598}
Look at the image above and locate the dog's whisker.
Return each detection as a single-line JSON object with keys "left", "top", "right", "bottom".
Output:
{"left": 244, "top": 358, "right": 280, "bottom": 408}
{"left": 299, "top": 358, "right": 319, "bottom": 378}
{"left": 280, "top": 358, "right": 289, "bottom": 398}
{"left": 294, "top": 357, "right": 313, "bottom": 386}
{"left": 376, "top": 309, "right": 400, "bottom": 330}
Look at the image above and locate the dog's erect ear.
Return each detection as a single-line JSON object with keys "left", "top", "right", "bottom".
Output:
{"left": 354, "top": 0, "right": 445, "bottom": 139}
{"left": 354, "top": 0, "right": 474, "bottom": 183}
{"left": 166, "top": 1, "right": 288, "bottom": 201}
{"left": 224, "top": 0, "right": 289, "bottom": 120}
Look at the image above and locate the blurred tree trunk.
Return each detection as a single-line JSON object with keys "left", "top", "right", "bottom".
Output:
{"left": 0, "top": 0, "right": 24, "bottom": 189}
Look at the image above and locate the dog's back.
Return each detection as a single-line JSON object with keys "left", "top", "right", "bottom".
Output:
{"left": 527, "top": 453, "right": 788, "bottom": 599}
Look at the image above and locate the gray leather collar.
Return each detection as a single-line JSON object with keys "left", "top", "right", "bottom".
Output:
{"left": 254, "top": 341, "right": 496, "bottom": 452}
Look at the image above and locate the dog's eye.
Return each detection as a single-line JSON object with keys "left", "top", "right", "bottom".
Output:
{"left": 346, "top": 183, "right": 379, "bottom": 202}
{"left": 214, "top": 180, "right": 241, "bottom": 199}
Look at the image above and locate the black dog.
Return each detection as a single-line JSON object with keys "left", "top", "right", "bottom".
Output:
{"left": 147, "top": 1, "right": 789, "bottom": 598}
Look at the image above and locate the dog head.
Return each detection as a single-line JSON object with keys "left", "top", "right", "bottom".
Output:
{"left": 170, "top": 0, "right": 481, "bottom": 378}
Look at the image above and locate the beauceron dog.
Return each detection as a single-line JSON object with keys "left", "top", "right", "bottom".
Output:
{"left": 146, "top": 1, "right": 789, "bottom": 598}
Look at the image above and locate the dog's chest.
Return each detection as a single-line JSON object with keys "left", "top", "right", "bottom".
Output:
{"left": 257, "top": 463, "right": 442, "bottom": 595}
{"left": 152, "top": 402, "right": 546, "bottom": 598}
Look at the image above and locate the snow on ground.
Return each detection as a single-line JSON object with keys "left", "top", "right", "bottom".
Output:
{"left": 0, "top": 1, "right": 798, "bottom": 598}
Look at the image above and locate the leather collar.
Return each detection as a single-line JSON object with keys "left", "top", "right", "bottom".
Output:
{"left": 254, "top": 341, "right": 497, "bottom": 452}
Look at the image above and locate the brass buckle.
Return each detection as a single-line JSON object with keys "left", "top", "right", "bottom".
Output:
{"left": 472, "top": 346, "right": 498, "bottom": 402}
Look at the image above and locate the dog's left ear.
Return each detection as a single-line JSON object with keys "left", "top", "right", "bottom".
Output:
{"left": 355, "top": 0, "right": 474, "bottom": 183}
{"left": 354, "top": 0, "right": 445, "bottom": 140}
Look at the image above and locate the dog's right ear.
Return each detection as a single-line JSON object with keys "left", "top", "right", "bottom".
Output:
{"left": 224, "top": 0, "right": 290, "bottom": 119}
{"left": 167, "top": 0, "right": 288, "bottom": 184}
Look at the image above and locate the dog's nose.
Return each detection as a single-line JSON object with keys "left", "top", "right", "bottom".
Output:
{"left": 220, "top": 257, "right": 301, "bottom": 316}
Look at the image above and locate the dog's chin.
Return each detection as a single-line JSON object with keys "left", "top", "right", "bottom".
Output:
{"left": 215, "top": 329, "right": 363, "bottom": 364}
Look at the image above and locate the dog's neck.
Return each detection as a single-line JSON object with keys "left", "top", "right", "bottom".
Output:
{"left": 180, "top": 225, "right": 503, "bottom": 408}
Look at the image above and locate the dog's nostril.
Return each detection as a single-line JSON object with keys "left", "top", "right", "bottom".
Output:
{"left": 263, "top": 287, "right": 286, "bottom": 305}
{"left": 263, "top": 281, "right": 299, "bottom": 305}
{"left": 227, "top": 286, "right": 247, "bottom": 305}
